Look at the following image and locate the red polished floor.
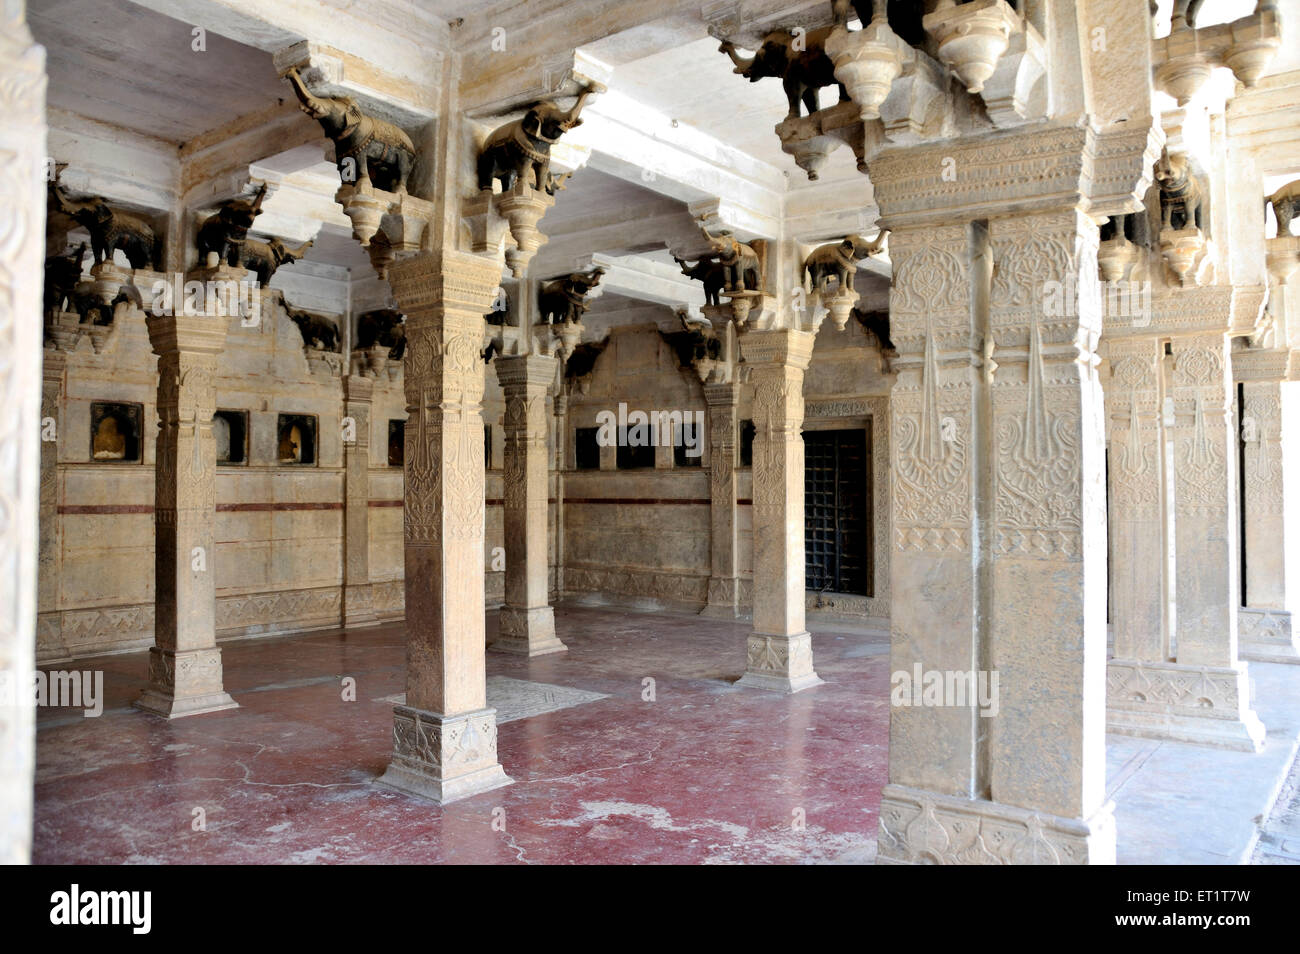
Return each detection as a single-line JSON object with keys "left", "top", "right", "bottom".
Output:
{"left": 33, "top": 605, "right": 890, "bottom": 864}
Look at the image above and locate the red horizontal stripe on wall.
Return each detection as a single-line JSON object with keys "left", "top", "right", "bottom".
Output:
{"left": 216, "top": 502, "right": 343, "bottom": 512}
{"left": 368, "top": 500, "right": 404, "bottom": 508}
{"left": 737, "top": 499, "right": 752, "bottom": 506}
{"left": 58, "top": 504, "right": 154, "bottom": 515}
{"left": 565, "top": 497, "right": 712, "bottom": 506}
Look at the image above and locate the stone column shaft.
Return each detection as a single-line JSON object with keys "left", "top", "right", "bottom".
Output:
{"left": 378, "top": 249, "right": 511, "bottom": 804}
{"left": 136, "top": 310, "right": 238, "bottom": 718}
{"left": 494, "top": 352, "right": 564, "bottom": 655}
{"left": 342, "top": 375, "right": 377, "bottom": 626}
{"left": 881, "top": 223, "right": 985, "bottom": 799}
{"left": 1238, "top": 379, "right": 1298, "bottom": 661}
{"left": 985, "top": 210, "right": 1110, "bottom": 827}
{"left": 737, "top": 328, "right": 822, "bottom": 692}
{"left": 701, "top": 380, "right": 741, "bottom": 618}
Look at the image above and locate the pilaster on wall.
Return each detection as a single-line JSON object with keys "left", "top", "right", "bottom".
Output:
{"left": 38, "top": 352, "right": 67, "bottom": 662}
{"left": 0, "top": 0, "right": 45, "bottom": 864}
{"left": 377, "top": 247, "right": 512, "bottom": 805}
{"left": 701, "top": 381, "right": 742, "bottom": 619}
{"left": 343, "top": 375, "right": 377, "bottom": 627}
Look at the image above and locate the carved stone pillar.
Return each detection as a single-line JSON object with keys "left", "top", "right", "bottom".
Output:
{"left": 1103, "top": 338, "right": 1170, "bottom": 712}
{"left": 1113, "top": 335, "right": 1264, "bottom": 749}
{"left": 136, "top": 312, "right": 238, "bottom": 718}
{"left": 736, "top": 329, "right": 822, "bottom": 692}
{"left": 553, "top": 390, "right": 568, "bottom": 598}
{"left": 342, "top": 374, "right": 377, "bottom": 627}
{"left": 878, "top": 223, "right": 987, "bottom": 831}
{"left": 983, "top": 209, "right": 1112, "bottom": 849}
{"left": 0, "top": 0, "right": 45, "bottom": 862}
{"left": 701, "top": 380, "right": 741, "bottom": 619}
{"left": 493, "top": 352, "right": 564, "bottom": 656}
{"left": 38, "top": 350, "right": 67, "bottom": 660}
{"left": 1238, "top": 380, "right": 1298, "bottom": 662}
{"left": 377, "top": 248, "right": 511, "bottom": 803}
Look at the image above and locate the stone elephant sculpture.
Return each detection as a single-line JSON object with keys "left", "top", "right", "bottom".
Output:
{"left": 700, "top": 227, "right": 761, "bottom": 294}
{"left": 804, "top": 232, "right": 888, "bottom": 297}
{"left": 285, "top": 68, "right": 415, "bottom": 194}
{"left": 44, "top": 242, "right": 87, "bottom": 315}
{"left": 286, "top": 305, "right": 340, "bottom": 352}
{"left": 719, "top": 27, "right": 846, "bottom": 119}
{"left": 50, "top": 181, "right": 158, "bottom": 270}
{"left": 238, "top": 237, "right": 314, "bottom": 285}
{"left": 1267, "top": 179, "right": 1300, "bottom": 235}
{"left": 673, "top": 255, "right": 728, "bottom": 307}
{"left": 1154, "top": 148, "right": 1203, "bottom": 232}
{"left": 538, "top": 268, "right": 605, "bottom": 325}
{"left": 196, "top": 185, "right": 267, "bottom": 267}
{"left": 478, "top": 85, "right": 601, "bottom": 193}
{"left": 356, "top": 308, "right": 406, "bottom": 359}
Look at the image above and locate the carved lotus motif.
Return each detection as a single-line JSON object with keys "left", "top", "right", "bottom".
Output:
{"left": 825, "top": 20, "right": 905, "bottom": 122}
{"left": 923, "top": 0, "right": 1017, "bottom": 95}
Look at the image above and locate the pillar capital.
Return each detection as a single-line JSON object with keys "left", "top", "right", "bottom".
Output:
{"left": 740, "top": 327, "right": 815, "bottom": 371}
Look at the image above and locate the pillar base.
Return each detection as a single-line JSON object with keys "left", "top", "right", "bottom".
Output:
{"left": 134, "top": 647, "right": 238, "bottom": 719}
{"left": 493, "top": 606, "right": 566, "bottom": 656}
{"left": 376, "top": 705, "right": 512, "bottom": 805}
{"left": 342, "top": 584, "right": 381, "bottom": 629}
{"left": 876, "top": 784, "right": 1117, "bottom": 865}
{"left": 1238, "top": 608, "right": 1300, "bottom": 664}
{"left": 735, "top": 633, "right": 823, "bottom": 693}
{"left": 1107, "top": 659, "right": 1266, "bottom": 751}
{"left": 700, "top": 578, "right": 742, "bottom": 619}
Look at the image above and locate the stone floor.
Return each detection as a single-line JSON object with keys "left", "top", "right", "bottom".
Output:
{"left": 31, "top": 604, "right": 1300, "bottom": 864}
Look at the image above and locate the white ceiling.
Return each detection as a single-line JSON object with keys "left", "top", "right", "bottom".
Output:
{"left": 30, "top": 0, "right": 284, "bottom": 146}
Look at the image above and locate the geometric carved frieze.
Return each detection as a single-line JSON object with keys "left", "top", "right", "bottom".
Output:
{"left": 1106, "top": 659, "right": 1265, "bottom": 751}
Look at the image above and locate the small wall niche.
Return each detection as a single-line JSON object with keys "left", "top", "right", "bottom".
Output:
{"left": 575, "top": 427, "right": 600, "bottom": 470}
{"left": 214, "top": 410, "right": 249, "bottom": 465}
{"left": 89, "top": 401, "right": 142, "bottom": 463}
{"left": 388, "top": 419, "right": 405, "bottom": 467}
{"left": 276, "top": 414, "right": 317, "bottom": 465}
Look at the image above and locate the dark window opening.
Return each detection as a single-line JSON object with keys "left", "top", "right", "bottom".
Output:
{"left": 739, "top": 419, "right": 755, "bottom": 467}
{"left": 575, "top": 427, "right": 601, "bottom": 470}
{"left": 214, "top": 409, "right": 248, "bottom": 465}
{"left": 673, "top": 420, "right": 704, "bottom": 468}
{"left": 484, "top": 423, "right": 493, "bottom": 470}
{"left": 388, "top": 419, "right": 405, "bottom": 467}
{"left": 90, "top": 401, "right": 143, "bottom": 463}
{"left": 617, "top": 438, "right": 656, "bottom": 470}
{"left": 804, "top": 428, "right": 871, "bottom": 597}
{"left": 277, "top": 414, "right": 317, "bottom": 465}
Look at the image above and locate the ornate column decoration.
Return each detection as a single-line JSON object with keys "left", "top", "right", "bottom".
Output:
{"left": 1110, "top": 334, "right": 1265, "bottom": 750}
{"left": 377, "top": 247, "right": 512, "bottom": 803}
{"left": 877, "top": 222, "right": 986, "bottom": 831}
{"left": 984, "top": 209, "right": 1111, "bottom": 842}
{"left": 493, "top": 352, "right": 564, "bottom": 655}
{"left": 342, "top": 374, "right": 377, "bottom": 627}
{"left": 1237, "top": 377, "right": 1298, "bottom": 662}
{"left": 1103, "top": 338, "right": 1166, "bottom": 669}
{"left": 0, "top": 0, "right": 45, "bottom": 862}
{"left": 701, "top": 380, "right": 742, "bottom": 619}
{"left": 736, "top": 328, "right": 822, "bottom": 692}
{"left": 136, "top": 310, "right": 238, "bottom": 718}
